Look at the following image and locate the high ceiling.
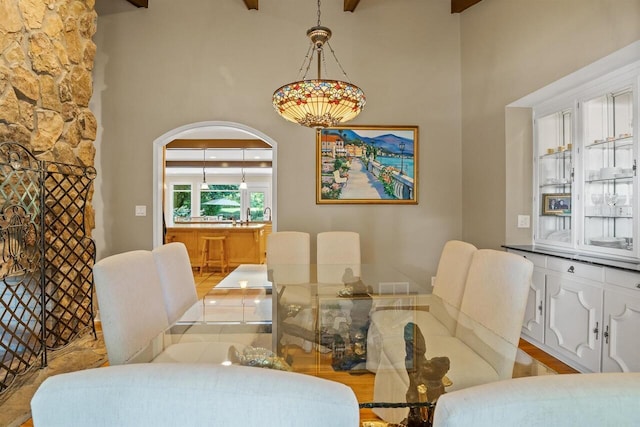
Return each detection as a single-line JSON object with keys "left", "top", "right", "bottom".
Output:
{"left": 95, "top": 0, "right": 482, "bottom": 16}
{"left": 94, "top": 0, "right": 482, "bottom": 175}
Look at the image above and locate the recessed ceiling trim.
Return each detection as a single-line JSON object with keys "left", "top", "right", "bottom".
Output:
{"left": 166, "top": 160, "right": 272, "bottom": 168}
{"left": 167, "top": 139, "right": 271, "bottom": 149}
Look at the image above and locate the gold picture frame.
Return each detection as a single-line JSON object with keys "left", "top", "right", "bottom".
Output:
{"left": 316, "top": 126, "right": 418, "bottom": 204}
{"left": 542, "top": 193, "right": 571, "bottom": 215}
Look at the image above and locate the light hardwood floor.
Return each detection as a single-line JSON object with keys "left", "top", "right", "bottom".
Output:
{"left": 20, "top": 268, "right": 577, "bottom": 426}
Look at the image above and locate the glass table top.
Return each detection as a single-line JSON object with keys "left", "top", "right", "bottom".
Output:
{"left": 136, "top": 264, "right": 555, "bottom": 425}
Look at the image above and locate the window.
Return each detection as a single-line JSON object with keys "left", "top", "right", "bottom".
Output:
{"left": 172, "top": 184, "right": 191, "bottom": 220}
{"left": 200, "top": 184, "right": 241, "bottom": 220}
{"left": 249, "top": 190, "right": 266, "bottom": 220}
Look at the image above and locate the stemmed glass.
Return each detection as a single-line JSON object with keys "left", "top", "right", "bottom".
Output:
{"left": 591, "top": 193, "right": 603, "bottom": 216}
{"left": 605, "top": 193, "right": 619, "bottom": 216}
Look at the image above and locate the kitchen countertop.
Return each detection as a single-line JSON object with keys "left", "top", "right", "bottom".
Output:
{"left": 503, "top": 244, "right": 640, "bottom": 273}
{"left": 167, "top": 223, "right": 266, "bottom": 230}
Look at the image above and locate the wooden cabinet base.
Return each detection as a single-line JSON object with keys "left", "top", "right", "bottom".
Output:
{"left": 166, "top": 224, "right": 265, "bottom": 268}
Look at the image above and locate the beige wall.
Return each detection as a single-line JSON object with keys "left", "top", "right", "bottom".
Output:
{"left": 460, "top": 0, "right": 640, "bottom": 250}
{"left": 92, "top": 0, "right": 463, "bottom": 284}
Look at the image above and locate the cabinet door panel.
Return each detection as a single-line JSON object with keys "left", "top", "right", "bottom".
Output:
{"left": 522, "top": 269, "right": 545, "bottom": 342}
{"left": 165, "top": 229, "right": 200, "bottom": 266}
{"left": 545, "top": 275, "right": 603, "bottom": 372}
{"left": 602, "top": 289, "right": 640, "bottom": 372}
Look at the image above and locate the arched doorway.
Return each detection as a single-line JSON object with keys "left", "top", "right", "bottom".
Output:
{"left": 152, "top": 121, "right": 277, "bottom": 248}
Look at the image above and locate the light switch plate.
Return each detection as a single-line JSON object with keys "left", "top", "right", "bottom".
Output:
{"left": 517, "top": 215, "right": 530, "bottom": 228}
{"left": 135, "top": 205, "right": 146, "bottom": 216}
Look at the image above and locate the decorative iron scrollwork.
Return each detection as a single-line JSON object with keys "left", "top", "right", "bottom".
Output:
{"left": 0, "top": 141, "right": 96, "bottom": 395}
{"left": 0, "top": 205, "right": 38, "bottom": 280}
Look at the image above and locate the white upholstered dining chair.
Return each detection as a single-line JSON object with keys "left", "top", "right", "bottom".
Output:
{"left": 266, "top": 231, "right": 311, "bottom": 285}
{"left": 316, "top": 231, "right": 361, "bottom": 285}
{"left": 94, "top": 250, "right": 246, "bottom": 365}
{"left": 93, "top": 250, "right": 171, "bottom": 365}
{"left": 31, "top": 363, "right": 361, "bottom": 427}
{"left": 372, "top": 248, "right": 533, "bottom": 423}
{"left": 266, "top": 231, "right": 313, "bottom": 351}
{"left": 152, "top": 242, "right": 199, "bottom": 324}
{"left": 366, "top": 240, "right": 478, "bottom": 373}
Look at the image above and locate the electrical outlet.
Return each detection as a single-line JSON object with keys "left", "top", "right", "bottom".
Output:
{"left": 517, "top": 215, "right": 530, "bottom": 228}
{"left": 135, "top": 205, "right": 146, "bottom": 216}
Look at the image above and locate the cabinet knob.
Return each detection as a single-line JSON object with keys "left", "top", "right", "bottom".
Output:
{"left": 567, "top": 266, "right": 575, "bottom": 273}
{"left": 636, "top": 283, "right": 640, "bottom": 289}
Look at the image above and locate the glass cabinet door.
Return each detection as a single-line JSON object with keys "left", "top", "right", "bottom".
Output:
{"left": 582, "top": 89, "right": 635, "bottom": 254}
{"left": 536, "top": 110, "right": 573, "bottom": 246}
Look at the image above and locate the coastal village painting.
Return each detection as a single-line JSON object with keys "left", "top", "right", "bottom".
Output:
{"left": 316, "top": 126, "right": 418, "bottom": 204}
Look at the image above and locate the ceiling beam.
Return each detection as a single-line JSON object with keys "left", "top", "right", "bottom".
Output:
{"left": 243, "top": 0, "right": 258, "bottom": 10}
{"left": 126, "top": 0, "right": 148, "bottom": 8}
{"left": 167, "top": 139, "right": 271, "bottom": 149}
{"left": 241, "top": 1, "right": 361, "bottom": 12}
{"left": 166, "top": 160, "right": 272, "bottom": 169}
{"left": 344, "top": 0, "right": 360, "bottom": 12}
{"left": 451, "top": 0, "right": 482, "bottom": 13}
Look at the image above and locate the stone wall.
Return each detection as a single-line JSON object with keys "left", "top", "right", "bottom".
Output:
{"left": 0, "top": 0, "right": 97, "bottom": 232}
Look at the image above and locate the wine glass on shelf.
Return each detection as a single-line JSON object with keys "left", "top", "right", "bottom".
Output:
{"left": 591, "top": 193, "right": 603, "bottom": 216}
{"left": 605, "top": 193, "right": 619, "bottom": 216}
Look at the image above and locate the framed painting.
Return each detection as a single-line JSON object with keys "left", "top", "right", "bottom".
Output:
{"left": 316, "top": 126, "right": 418, "bottom": 204}
{"left": 542, "top": 193, "right": 571, "bottom": 215}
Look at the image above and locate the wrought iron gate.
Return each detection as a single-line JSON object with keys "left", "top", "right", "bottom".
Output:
{"left": 0, "top": 142, "right": 96, "bottom": 394}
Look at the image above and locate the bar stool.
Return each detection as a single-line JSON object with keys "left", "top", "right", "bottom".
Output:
{"left": 199, "top": 236, "right": 228, "bottom": 276}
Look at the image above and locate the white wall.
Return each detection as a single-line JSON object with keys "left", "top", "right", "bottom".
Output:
{"left": 92, "top": 0, "right": 463, "bottom": 284}
{"left": 460, "top": 0, "right": 640, "bottom": 250}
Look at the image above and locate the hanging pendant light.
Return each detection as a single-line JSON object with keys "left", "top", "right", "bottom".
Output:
{"left": 272, "top": 0, "right": 366, "bottom": 128}
{"left": 200, "top": 148, "right": 208, "bottom": 190}
{"left": 239, "top": 149, "right": 248, "bottom": 189}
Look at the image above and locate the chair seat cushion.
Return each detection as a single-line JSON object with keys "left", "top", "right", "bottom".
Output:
{"left": 372, "top": 335, "right": 500, "bottom": 424}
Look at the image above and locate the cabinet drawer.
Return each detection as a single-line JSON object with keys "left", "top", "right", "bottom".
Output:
{"left": 547, "top": 257, "right": 604, "bottom": 282}
{"left": 605, "top": 268, "right": 640, "bottom": 292}
{"left": 507, "top": 250, "right": 546, "bottom": 268}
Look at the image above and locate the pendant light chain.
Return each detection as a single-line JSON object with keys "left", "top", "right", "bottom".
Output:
{"left": 326, "top": 41, "right": 352, "bottom": 83}
{"left": 298, "top": 43, "right": 315, "bottom": 80}
{"left": 271, "top": 0, "right": 366, "bottom": 128}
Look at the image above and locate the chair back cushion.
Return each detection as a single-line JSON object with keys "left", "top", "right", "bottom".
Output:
{"left": 266, "top": 231, "right": 310, "bottom": 264}
{"left": 433, "top": 373, "right": 640, "bottom": 427}
{"left": 31, "top": 363, "right": 360, "bottom": 427}
{"left": 433, "top": 240, "right": 477, "bottom": 308}
{"left": 152, "top": 242, "right": 198, "bottom": 324}
{"left": 456, "top": 249, "right": 533, "bottom": 378}
{"left": 93, "top": 250, "right": 170, "bottom": 365}
{"left": 317, "top": 231, "right": 361, "bottom": 284}
{"left": 266, "top": 231, "right": 310, "bottom": 284}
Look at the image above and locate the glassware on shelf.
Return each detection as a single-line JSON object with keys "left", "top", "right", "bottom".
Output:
{"left": 591, "top": 193, "right": 604, "bottom": 216}
{"left": 605, "top": 193, "right": 619, "bottom": 216}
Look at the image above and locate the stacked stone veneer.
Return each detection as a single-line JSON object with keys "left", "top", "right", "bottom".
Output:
{"left": 0, "top": 0, "right": 97, "bottom": 232}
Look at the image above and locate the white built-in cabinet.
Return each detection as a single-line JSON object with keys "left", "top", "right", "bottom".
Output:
{"left": 601, "top": 268, "right": 640, "bottom": 372}
{"left": 533, "top": 63, "right": 639, "bottom": 259}
{"left": 520, "top": 253, "right": 546, "bottom": 343}
{"left": 508, "top": 248, "right": 640, "bottom": 373}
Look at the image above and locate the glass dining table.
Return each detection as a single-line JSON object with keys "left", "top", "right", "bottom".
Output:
{"left": 135, "top": 264, "right": 554, "bottom": 426}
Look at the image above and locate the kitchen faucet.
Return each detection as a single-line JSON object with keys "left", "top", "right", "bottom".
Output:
{"left": 263, "top": 207, "right": 271, "bottom": 221}
{"left": 246, "top": 207, "right": 251, "bottom": 224}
